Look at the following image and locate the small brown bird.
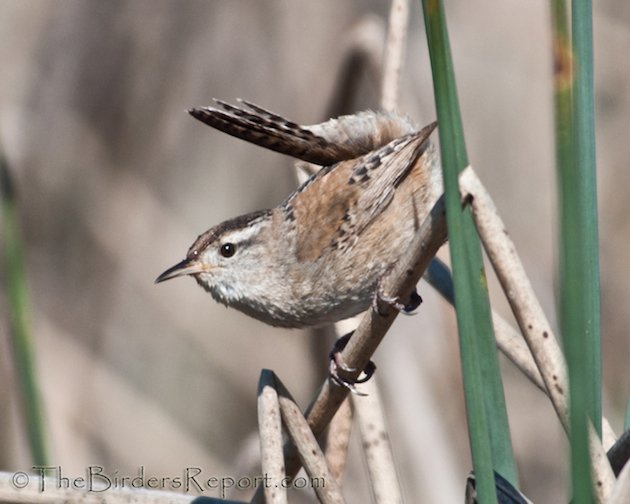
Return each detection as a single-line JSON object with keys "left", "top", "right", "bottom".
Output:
{"left": 156, "top": 100, "right": 442, "bottom": 328}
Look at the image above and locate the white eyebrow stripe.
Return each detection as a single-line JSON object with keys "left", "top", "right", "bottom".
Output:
{"left": 221, "top": 224, "right": 261, "bottom": 244}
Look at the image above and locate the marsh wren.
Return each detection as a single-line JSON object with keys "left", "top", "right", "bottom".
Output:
{"left": 156, "top": 100, "right": 442, "bottom": 328}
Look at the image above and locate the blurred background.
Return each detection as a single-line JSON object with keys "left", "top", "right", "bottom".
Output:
{"left": 0, "top": 0, "right": 629, "bottom": 502}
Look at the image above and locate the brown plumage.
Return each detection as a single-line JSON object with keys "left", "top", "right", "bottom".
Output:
{"left": 157, "top": 101, "right": 442, "bottom": 328}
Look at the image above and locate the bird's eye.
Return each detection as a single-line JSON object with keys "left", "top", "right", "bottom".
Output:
{"left": 220, "top": 242, "right": 236, "bottom": 258}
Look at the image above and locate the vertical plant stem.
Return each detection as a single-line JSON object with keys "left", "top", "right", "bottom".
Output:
{"left": 420, "top": 0, "right": 516, "bottom": 499}
{"left": 571, "top": 0, "right": 601, "bottom": 435}
{"left": 553, "top": 0, "right": 601, "bottom": 500}
{"left": 1, "top": 152, "right": 48, "bottom": 465}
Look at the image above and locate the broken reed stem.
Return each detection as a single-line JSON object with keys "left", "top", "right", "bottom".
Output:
{"left": 272, "top": 377, "right": 346, "bottom": 504}
{"left": 458, "top": 166, "right": 614, "bottom": 500}
{"left": 257, "top": 370, "right": 288, "bottom": 504}
{"left": 459, "top": 166, "right": 569, "bottom": 430}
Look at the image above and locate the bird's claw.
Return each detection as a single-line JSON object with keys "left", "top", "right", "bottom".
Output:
{"left": 328, "top": 332, "right": 377, "bottom": 395}
{"left": 372, "top": 285, "right": 423, "bottom": 316}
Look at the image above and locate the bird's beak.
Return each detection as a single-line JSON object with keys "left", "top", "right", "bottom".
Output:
{"left": 155, "top": 259, "right": 205, "bottom": 283}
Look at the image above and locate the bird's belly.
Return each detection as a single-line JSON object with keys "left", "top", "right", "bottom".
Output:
{"left": 221, "top": 273, "right": 376, "bottom": 328}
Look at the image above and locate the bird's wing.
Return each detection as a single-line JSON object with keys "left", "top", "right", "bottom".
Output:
{"left": 348, "top": 121, "right": 437, "bottom": 236}
{"left": 286, "top": 121, "right": 437, "bottom": 262}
